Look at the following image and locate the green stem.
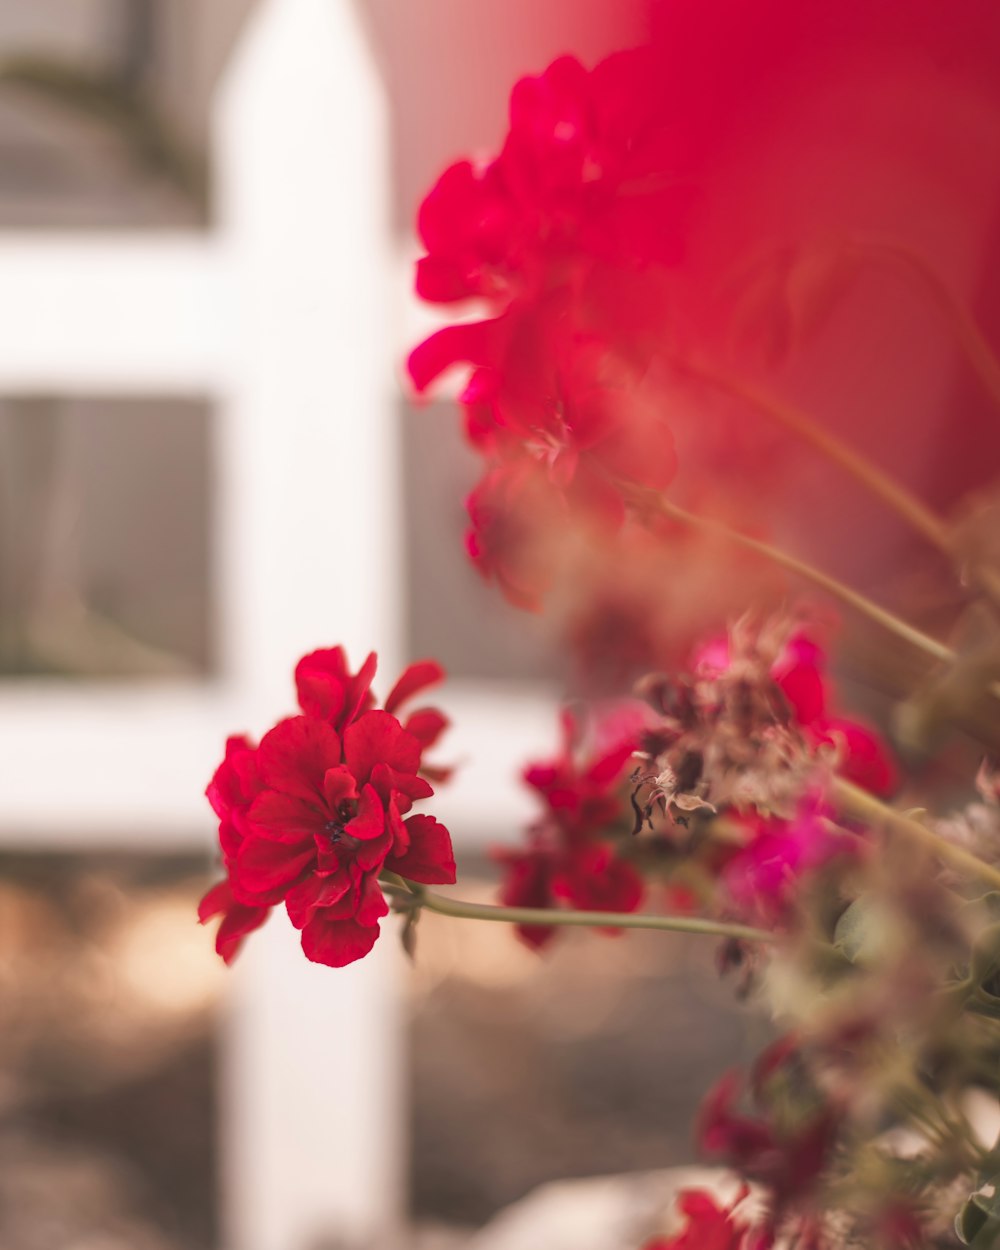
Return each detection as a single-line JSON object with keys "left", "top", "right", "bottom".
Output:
{"left": 681, "top": 360, "right": 953, "bottom": 555}
{"left": 385, "top": 876, "right": 773, "bottom": 945}
{"left": 852, "top": 237, "right": 1000, "bottom": 417}
{"left": 833, "top": 777, "right": 1000, "bottom": 892}
{"left": 681, "top": 360, "right": 1000, "bottom": 613}
{"left": 626, "top": 485, "right": 955, "bottom": 667}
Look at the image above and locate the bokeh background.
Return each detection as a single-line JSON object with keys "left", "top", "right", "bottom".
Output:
{"left": 3, "top": 2, "right": 1000, "bottom": 1248}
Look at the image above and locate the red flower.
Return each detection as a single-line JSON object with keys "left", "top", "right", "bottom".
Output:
{"left": 644, "top": 1188, "right": 757, "bottom": 1250}
{"left": 698, "top": 1047, "right": 840, "bottom": 1218}
{"left": 200, "top": 648, "right": 456, "bottom": 968}
{"left": 495, "top": 706, "right": 644, "bottom": 948}
{"left": 198, "top": 736, "right": 272, "bottom": 963}
{"left": 524, "top": 707, "right": 637, "bottom": 834}
{"left": 411, "top": 52, "right": 679, "bottom": 318}
{"left": 769, "top": 632, "right": 899, "bottom": 797}
{"left": 409, "top": 50, "right": 682, "bottom": 594}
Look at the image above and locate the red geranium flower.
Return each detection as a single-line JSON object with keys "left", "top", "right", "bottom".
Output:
{"left": 409, "top": 49, "right": 682, "bottom": 591}
{"left": 198, "top": 736, "right": 272, "bottom": 963}
{"left": 770, "top": 632, "right": 899, "bottom": 798}
{"left": 495, "top": 706, "right": 645, "bottom": 948}
{"left": 698, "top": 1046, "right": 840, "bottom": 1220}
{"left": 200, "top": 648, "right": 456, "bottom": 968}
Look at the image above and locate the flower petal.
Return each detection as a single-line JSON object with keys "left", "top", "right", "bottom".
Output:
{"left": 295, "top": 647, "right": 349, "bottom": 721}
{"left": 384, "top": 661, "right": 446, "bottom": 715}
{"left": 300, "top": 914, "right": 381, "bottom": 967}
{"left": 386, "top": 814, "right": 456, "bottom": 885}
{"left": 284, "top": 869, "right": 351, "bottom": 929}
{"left": 235, "top": 837, "right": 314, "bottom": 895}
{"left": 345, "top": 784, "right": 386, "bottom": 841}
{"left": 214, "top": 902, "right": 272, "bottom": 965}
{"left": 197, "top": 879, "right": 233, "bottom": 923}
{"left": 323, "top": 765, "right": 359, "bottom": 809}
{"left": 369, "top": 762, "right": 434, "bottom": 805}
{"left": 403, "top": 708, "right": 449, "bottom": 751}
{"left": 257, "top": 717, "right": 342, "bottom": 802}
{"left": 344, "top": 711, "right": 422, "bottom": 784}
{"left": 249, "top": 790, "right": 326, "bottom": 842}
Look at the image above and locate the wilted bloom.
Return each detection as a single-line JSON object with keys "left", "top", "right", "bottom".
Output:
{"left": 200, "top": 647, "right": 455, "bottom": 968}
{"left": 629, "top": 617, "right": 896, "bottom": 920}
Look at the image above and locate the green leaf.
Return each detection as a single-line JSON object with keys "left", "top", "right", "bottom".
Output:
{"left": 957, "top": 1177, "right": 1000, "bottom": 1247}
{"left": 833, "top": 896, "right": 886, "bottom": 966}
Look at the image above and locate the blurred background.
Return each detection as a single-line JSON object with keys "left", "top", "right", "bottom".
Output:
{"left": 3, "top": 1, "right": 1000, "bottom": 1248}
{"left": 0, "top": 3, "right": 773, "bottom": 1249}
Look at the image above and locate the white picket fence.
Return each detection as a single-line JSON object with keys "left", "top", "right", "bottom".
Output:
{"left": 0, "top": 2, "right": 556, "bottom": 1247}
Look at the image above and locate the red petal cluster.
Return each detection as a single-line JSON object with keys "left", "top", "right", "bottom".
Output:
{"left": 199, "top": 648, "right": 456, "bottom": 968}
{"left": 494, "top": 705, "right": 648, "bottom": 949}
{"left": 698, "top": 1039, "right": 840, "bottom": 1234}
{"left": 409, "top": 51, "right": 683, "bottom": 608}
{"left": 768, "top": 633, "right": 898, "bottom": 798}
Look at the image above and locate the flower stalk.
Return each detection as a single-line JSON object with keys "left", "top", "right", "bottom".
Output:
{"left": 625, "top": 484, "right": 956, "bottom": 668}
{"left": 381, "top": 873, "right": 773, "bottom": 945}
{"left": 682, "top": 361, "right": 1000, "bottom": 612}
{"left": 832, "top": 777, "right": 1000, "bottom": 892}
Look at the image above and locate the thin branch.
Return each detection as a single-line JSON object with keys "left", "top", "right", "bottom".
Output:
{"left": 625, "top": 485, "right": 956, "bottom": 667}
{"left": 680, "top": 361, "right": 953, "bottom": 554}
{"left": 384, "top": 875, "right": 773, "bottom": 945}
{"left": 833, "top": 777, "right": 1000, "bottom": 893}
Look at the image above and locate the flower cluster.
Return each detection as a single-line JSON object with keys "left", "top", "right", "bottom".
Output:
{"left": 199, "top": 648, "right": 456, "bottom": 968}
{"left": 630, "top": 617, "right": 897, "bottom": 920}
{"left": 409, "top": 51, "right": 684, "bottom": 608}
{"left": 494, "top": 703, "right": 650, "bottom": 948}
{"left": 201, "top": 15, "right": 1000, "bottom": 1249}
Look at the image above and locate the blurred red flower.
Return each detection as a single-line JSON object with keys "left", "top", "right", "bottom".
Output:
{"left": 495, "top": 705, "right": 646, "bottom": 948}
{"left": 410, "top": 48, "right": 683, "bottom": 608}
{"left": 698, "top": 1048, "right": 840, "bottom": 1222}
{"left": 643, "top": 1188, "right": 757, "bottom": 1250}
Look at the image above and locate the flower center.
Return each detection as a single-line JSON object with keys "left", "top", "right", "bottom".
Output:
{"left": 324, "top": 800, "right": 362, "bottom": 852}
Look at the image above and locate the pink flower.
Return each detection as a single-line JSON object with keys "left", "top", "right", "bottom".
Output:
{"left": 720, "top": 799, "right": 861, "bottom": 923}
{"left": 199, "top": 649, "right": 456, "bottom": 968}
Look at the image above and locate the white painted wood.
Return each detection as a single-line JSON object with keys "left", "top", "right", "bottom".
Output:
{"left": 0, "top": 237, "right": 229, "bottom": 392}
{"left": 0, "top": 1, "right": 555, "bottom": 1246}
{"left": 212, "top": 2, "right": 401, "bottom": 1246}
